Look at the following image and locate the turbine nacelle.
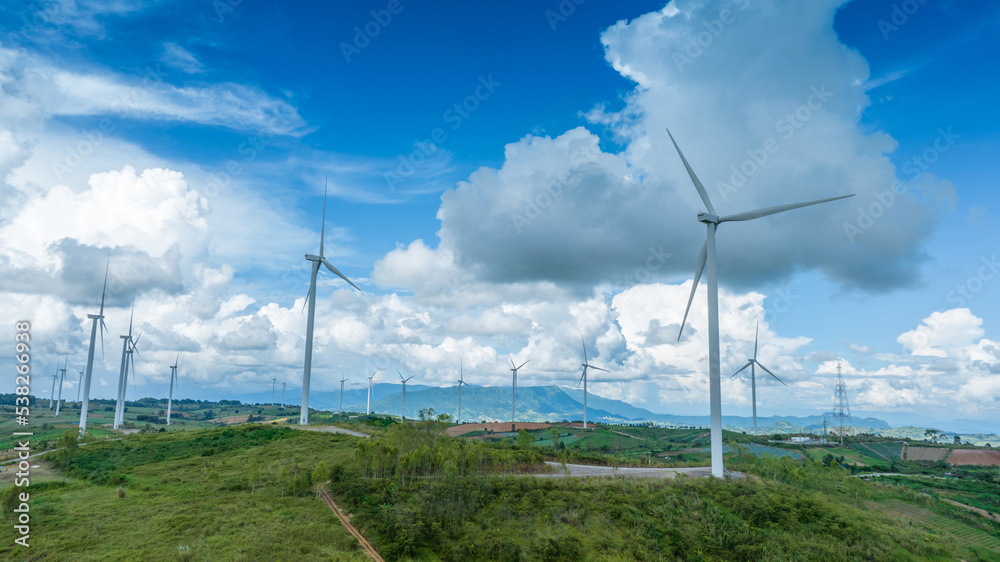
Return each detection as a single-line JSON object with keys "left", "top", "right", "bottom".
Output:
{"left": 697, "top": 212, "right": 719, "bottom": 224}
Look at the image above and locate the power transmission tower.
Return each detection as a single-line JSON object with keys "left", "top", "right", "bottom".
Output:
{"left": 832, "top": 361, "right": 852, "bottom": 446}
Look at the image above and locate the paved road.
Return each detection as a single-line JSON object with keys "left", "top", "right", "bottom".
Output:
{"left": 291, "top": 425, "right": 371, "bottom": 438}
{"left": 537, "top": 462, "right": 722, "bottom": 479}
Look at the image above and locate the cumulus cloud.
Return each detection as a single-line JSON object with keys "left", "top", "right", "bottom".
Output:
{"left": 898, "top": 308, "right": 986, "bottom": 358}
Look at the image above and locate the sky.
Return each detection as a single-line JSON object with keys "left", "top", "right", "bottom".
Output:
{"left": 2, "top": 0, "right": 998, "bottom": 431}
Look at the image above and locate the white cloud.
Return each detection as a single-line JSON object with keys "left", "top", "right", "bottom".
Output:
{"left": 161, "top": 42, "right": 205, "bottom": 74}
{"left": 898, "top": 308, "right": 985, "bottom": 358}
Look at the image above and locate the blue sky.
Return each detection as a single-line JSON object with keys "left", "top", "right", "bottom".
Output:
{"left": 2, "top": 0, "right": 998, "bottom": 431}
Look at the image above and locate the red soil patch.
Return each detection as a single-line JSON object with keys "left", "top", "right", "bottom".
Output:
{"left": 904, "top": 446, "right": 948, "bottom": 461}
{"left": 446, "top": 422, "right": 552, "bottom": 437}
{"left": 946, "top": 449, "right": 1000, "bottom": 466}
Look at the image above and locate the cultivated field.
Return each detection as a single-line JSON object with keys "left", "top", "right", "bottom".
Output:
{"left": 445, "top": 422, "right": 551, "bottom": 437}
{"left": 904, "top": 446, "right": 949, "bottom": 461}
{"left": 947, "top": 448, "right": 1000, "bottom": 466}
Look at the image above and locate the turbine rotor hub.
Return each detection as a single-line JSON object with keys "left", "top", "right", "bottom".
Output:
{"left": 697, "top": 212, "right": 720, "bottom": 224}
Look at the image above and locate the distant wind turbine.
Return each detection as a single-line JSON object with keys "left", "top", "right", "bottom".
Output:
{"left": 300, "top": 180, "right": 361, "bottom": 426}
{"left": 79, "top": 256, "right": 110, "bottom": 435}
{"left": 509, "top": 355, "right": 529, "bottom": 423}
{"left": 55, "top": 360, "right": 68, "bottom": 416}
{"left": 366, "top": 368, "right": 380, "bottom": 415}
{"left": 668, "top": 128, "right": 853, "bottom": 477}
{"left": 730, "top": 321, "right": 786, "bottom": 436}
{"left": 397, "top": 369, "right": 415, "bottom": 422}
{"left": 167, "top": 354, "right": 179, "bottom": 425}
{"left": 271, "top": 374, "right": 277, "bottom": 406}
{"left": 48, "top": 366, "right": 57, "bottom": 410}
{"left": 339, "top": 376, "right": 349, "bottom": 419}
{"left": 281, "top": 373, "right": 286, "bottom": 408}
{"left": 456, "top": 359, "right": 473, "bottom": 425}
{"left": 113, "top": 294, "right": 138, "bottom": 430}
{"left": 578, "top": 339, "right": 608, "bottom": 429}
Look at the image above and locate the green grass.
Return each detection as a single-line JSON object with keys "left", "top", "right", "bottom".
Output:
{"left": 0, "top": 426, "right": 369, "bottom": 561}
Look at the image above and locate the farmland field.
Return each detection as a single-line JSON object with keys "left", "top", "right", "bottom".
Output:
{"left": 905, "top": 446, "right": 950, "bottom": 461}
{"left": 879, "top": 500, "right": 1000, "bottom": 553}
{"left": 948, "top": 449, "right": 1000, "bottom": 466}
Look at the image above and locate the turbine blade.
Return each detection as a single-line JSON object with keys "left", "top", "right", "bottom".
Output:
{"left": 719, "top": 194, "right": 854, "bottom": 223}
{"left": 581, "top": 338, "right": 588, "bottom": 364}
{"left": 508, "top": 354, "right": 516, "bottom": 369}
{"left": 755, "top": 361, "right": 787, "bottom": 386}
{"left": 99, "top": 253, "right": 110, "bottom": 318}
{"left": 517, "top": 360, "right": 529, "bottom": 370}
{"left": 320, "top": 178, "right": 328, "bottom": 258}
{"left": 730, "top": 361, "right": 752, "bottom": 378}
{"left": 590, "top": 365, "right": 609, "bottom": 372}
{"left": 754, "top": 320, "right": 759, "bottom": 360}
{"left": 577, "top": 371, "right": 586, "bottom": 389}
{"left": 678, "top": 239, "right": 707, "bottom": 341}
{"left": 396, "top": 368, "right": 403, "bottom": 381}
{"left": 666, "top": 128, "right": 715, "bottom": 215}
{"left": 127, "top": 291, "right": 135, "bottom": 338}
{"left": 321, "top": 258, "right": 361, "bottom": 291}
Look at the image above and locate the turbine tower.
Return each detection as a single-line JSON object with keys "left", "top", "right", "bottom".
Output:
{"left": 366, "top": 368, "right": 380, "bottom": 415}
{"left": 578, "top": 339, "right": 608, "bottom": 429}
{"left": 300, "top": 180, "right": 361, "bottom": 426}
{"left": 79, "top": 256, "right": 110, "bottom": 435}
{"left": 456, "top": 359, "right": 472, "bottom": 424}
{"left": 167, "top": 354, "right": 179, "bottom": 425}
{"left": 508, "top": 355, "right": 529, "bottom": 423}
{"left": 729, "top": 321, "right": 786, "bottom": 436}
{"left": 271, "top": 374, "right": 277, "bottom": 406}
{"left": 55, "top": 360, "right": 68, "bottom": 416}
{"left": 669, "top": 128, "right": 853, "bottom": 477}
{"left": 397, "top": 369, "right": 415, "bottom": 422}
{"left": 76, "top": 369, "right": 83, "bottom": 402}
{"left": 281, "top": 374, "right": 287, "bottom": 408}
{"left": 339, "top": 376, "right": 348, "bottom": 419}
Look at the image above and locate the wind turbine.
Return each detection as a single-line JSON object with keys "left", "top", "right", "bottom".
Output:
{"left": 339, "top": 376, "right": 349, "bottom": 419}
{"left": 48, "top": 367, "right": 57, "bottom": 409}
{"left": 55, "top": 360, "right": 68, "bottom": 416}
{"left": 730, "top": 321, "right": 786, "bottom": 436}
{"left": 271, "top": 375, "right": 277, "bottom": 406}
{"left": 668, "top": 128, "right": 853, "bottom": 477}
{"left": 299, "top": 180, "right": 361, "bottom": 426}
{"left": 366, "top": 368, "right": 380, "bottom": 415}
{"left": 456, "top": 359, "right": 472, "bottom": 424}
{"left": 397, "top": 368, "right": 415, "bottom": 422}
{"left": 79, "top": 256, "right": 110, "bottom": 435}
{"left": 113, "top": 294, "right": 137, "bottom": 430}
{"left": 167, "top": 354, "right": 179, "bottom": 425}
{"left": 508, "top": 355, "right": 529, "bottom": 424}
{"left": 578, "top": 339, "right": 608, "bottom": 429}
{"left": 76, "top": 368, "right": 83, "bottom": 402}
{"left": 281, "top": 374, "right": 287, "bottom": 408}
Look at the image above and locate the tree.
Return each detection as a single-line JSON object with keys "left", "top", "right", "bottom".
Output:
{"left": 924, "top": 429, "right": 941, "bottom": 443}
{"left": 56, "top": 430, "right": 78, "bottom": 465}
{"left": 517, "top": 429, "right": 534, "bottom": 449}
{"left": 953, "top": 435, "right": 961, "bottom": 445}
{"left": 312, "top": 461, "right": 329, "bottom": 486}
{"left": 550, "top": 429, "right": 560, "bottom": 451}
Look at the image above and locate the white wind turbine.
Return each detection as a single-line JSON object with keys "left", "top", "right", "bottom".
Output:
{"left": 397, "top": 369, "right": 415, "bottom": 422}
{"left": 113, "top": 294, "right": 138, "bottom": 430}
{"left": 271, "top": 374, "right": 277, "bottom": 406}
{"left": 578, "top": 339, "right": 608, "bottom": 430}
{"left": 76, "top": 368, "right": 83, "bottom": 403}
{"left": 338, "top": 376, "right": 349, "bottom": 419}
{"left": 79, "top": 257, "right": 110, "bottom": 435}
{"left": 167, "top": 354, "right": 179, "bottom": 425}
{"left": 55, "top": 360, "right": 68, "bottom": 416}
{"left": 668, "top": 128, "right": 853, "bottom": 477}
{"left": 366, "top": 368, "right": 380, "bottom": 415}
{"left": 508, "top": 355, "right": 529, "bottom": 423}
{"left": 456, "top": 359, "right": 472, "bottom": 424}
{"left": 48, "top": 367, "right": 58, "bottom": 410}
{"left": 730, "top": 321, "right": 786, "bottom": 436}
{"left": 281, "top": 374, "right": 287, "bottom": 408}
{"left": 299, "top": 180, "right": 361, "bottom": 426}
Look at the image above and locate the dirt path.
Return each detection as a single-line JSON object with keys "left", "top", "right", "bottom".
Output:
{"left": 608, "top": 429, "right": 643, "bottom": 440}
{"left": 291, "top": 425, "right": 371, "bottom": 438}
{"left": 537, "top": 461, "right": 725, "bottom": 479}
{"left": 942, "top": 498, "right": 1000, "bottom": 524}
{"left": 319, "top": 485, "right": 384, "bottom": 562}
